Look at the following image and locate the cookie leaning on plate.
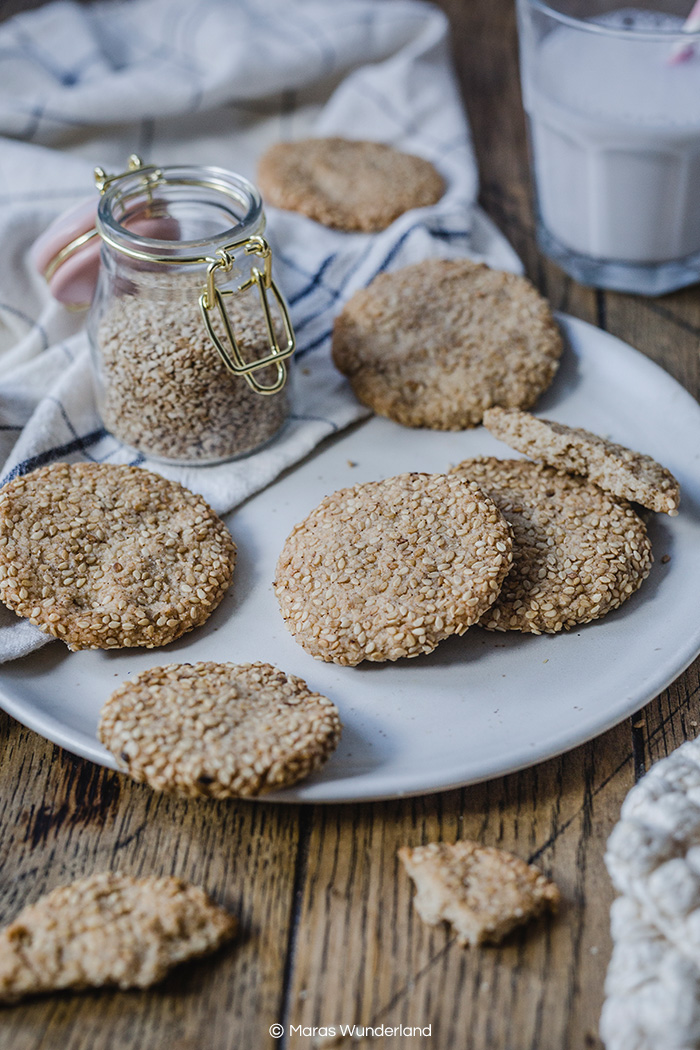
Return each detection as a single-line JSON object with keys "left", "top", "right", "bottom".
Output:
{"left": 98, "top": 662, "right": 342, "bottom": 797}
{"left": 331, "top": 259, "right": 563, "bottom": 430}
{"left": 274, "top": 472, "right": 513, "bottom": 666}
{"left": 0, "top": 871, "right": 236, "bottom": 1003}
{"left": 0, "top": 462, "right": 236, "bottom": 650}
{"left": 257, "top": 137, "right": 444, "bottom": 232}
{"left": 483, "top": 406, "right": 681, "bottom": 515}
{"left": 450, "top": 458, "right": 652, "bottom": 634}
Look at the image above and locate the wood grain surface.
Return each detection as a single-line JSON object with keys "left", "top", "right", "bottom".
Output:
{"left": 1, "top": 1, "right": 700, "bottom": 1048}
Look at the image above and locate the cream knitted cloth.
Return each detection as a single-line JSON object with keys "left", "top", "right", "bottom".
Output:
{"left": 603, "top": 738, "right": 700, "bottom": 1050}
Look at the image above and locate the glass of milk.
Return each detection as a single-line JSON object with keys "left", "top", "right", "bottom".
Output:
{"left": 517, "top": 0, "right": 700, "bottom": 294}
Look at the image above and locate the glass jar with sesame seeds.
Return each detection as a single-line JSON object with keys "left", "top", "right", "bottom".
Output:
{"left": 85, "top": 156, "right": 295, "bottom": 465}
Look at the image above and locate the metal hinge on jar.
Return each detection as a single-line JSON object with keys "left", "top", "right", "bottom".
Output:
{"left": 199, "top": 237, "right": 295, "bottom": 395}
{"left": 94, "top": 154, "right": 162, "bottom": 197}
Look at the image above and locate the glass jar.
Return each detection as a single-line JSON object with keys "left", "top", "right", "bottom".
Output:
{"left": 87, "top": 156, "right": 295, "bottom": 465}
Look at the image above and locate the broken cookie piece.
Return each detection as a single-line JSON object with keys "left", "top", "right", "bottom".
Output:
{"left": 398, "top": 840, "right": 560, "bottom": 946}
{"left": 0, "top": 871, "right": 236, "bottom": 1004}
{"left": 483, "top": 406, "right": 680, "bottom": 515}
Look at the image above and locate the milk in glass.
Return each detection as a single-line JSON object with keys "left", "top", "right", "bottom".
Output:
{"left": 519, "top": 7, "right": 700, "bottom": 289}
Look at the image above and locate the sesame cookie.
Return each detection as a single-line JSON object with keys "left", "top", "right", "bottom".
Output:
{"left": 0, "top": 871, "right": 236, "bottom": 1003}
{"left": 274, "top": 472, "right": 513, "bottom": 666}
{"left": 98, "top": 661, "right": 342, "bottom": 797}
{"left": 0, "top": 462, "right": 236, "bottom": 650}
{"left": 450, "top": 458, "right": 652, "bottom": 634}
{"left": 257, "top": 137, "right": 444, "bottom": 232}
{"left": 331, "top": 259, "right": 562, "bottom": 430}
{"left": 398, "top": 840, "right": 560, "bottom": 947}
{"left": 483, "top": 406, "right": 681, "bottom": 515}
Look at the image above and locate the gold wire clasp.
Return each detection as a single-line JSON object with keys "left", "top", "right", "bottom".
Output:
{"left": 94, "top": 154, "right": 162, "bottom": 197}
{"left": 199, "top": 236, "right": 295, "bottom": 395}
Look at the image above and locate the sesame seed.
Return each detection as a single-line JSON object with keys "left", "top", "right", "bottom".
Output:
{"left": 96, "top": 271, "right": 288, "bottom": 463}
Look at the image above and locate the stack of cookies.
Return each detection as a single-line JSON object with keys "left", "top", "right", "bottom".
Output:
{"left": 274, "top": 409, "right": 678, "bottom": 661}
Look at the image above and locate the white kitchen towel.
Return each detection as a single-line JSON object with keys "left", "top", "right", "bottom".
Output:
{"left": 0, "top": 0, "right": 520, "bottom": 661}
{"left": 602, "top": 737, "right": 700, "bottom": 1050}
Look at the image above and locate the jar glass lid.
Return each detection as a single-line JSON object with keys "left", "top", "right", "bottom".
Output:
{"left": 96, "top": 160, "right": 265, "bottom": 265}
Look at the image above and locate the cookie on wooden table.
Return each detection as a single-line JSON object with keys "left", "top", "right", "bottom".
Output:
{"left": 0, "top": 871, "right": 236, "bottom": 1003}
{"left": 331, "top": 259, "right": 562, "bottom": 430}
{"left": 98, "top": 661, "right": 342, "bottom": 797}
{"left": 257, "top": 137, "right": 444, "bottom": 232}
{"left": 0, "top": 462, "right": 236, "bottom": 651}
{"left": 274, "top": 471, "right": 513, "bottom": 665}
{"left": 450, "top": 458, "right": 652, "bottom": 634}
{"left": 483, "top": 406, "right": 681, "bottom": 515}
{"left": 398, "top": 840, "right": 560, "bottom": 947}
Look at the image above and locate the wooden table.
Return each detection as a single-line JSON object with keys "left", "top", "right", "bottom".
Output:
{"left": 2, "top": 1, "right": 699, "bottom": 1047}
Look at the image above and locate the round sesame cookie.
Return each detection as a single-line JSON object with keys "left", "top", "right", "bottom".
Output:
{"left": 450, "top": 458, "right": 653, "bottom": 634}
{"left": 483, "top": 406, "right": 681, "bottom": 516}
{"left": 257, "top": 137, "right": 444, "bottom": 233}
{"left": 331, "top": 259, "right": 562, "bottom": 430}
{"left": 0, "top": 462, "right": 236, "bottom": 650}
{"left": 274, "top": 472, "right": 513, "bottom": 666}
{"left": 98, "top": 662, "right": 342, "bottom": 797}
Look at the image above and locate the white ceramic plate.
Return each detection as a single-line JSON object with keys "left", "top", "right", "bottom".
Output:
{"left": 2, "top": 315, "right": 700, "bottom": 802}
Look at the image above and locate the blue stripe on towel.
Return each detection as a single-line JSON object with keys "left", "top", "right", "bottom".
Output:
{"left": 292, "top": 221, "right": 473, "bottom": 357}
{"left": 296, "top": 328, "right": 333, "bottom": 359}
{"left": 1, "top": 427, "right": 108, "bottom": 486}
{"left": 289, "top": 412, "right": 339, "bottom": 431}
{"left": 288, "top": 253, "right": 338, "bottom": 307}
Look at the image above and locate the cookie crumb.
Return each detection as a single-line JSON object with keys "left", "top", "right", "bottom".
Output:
{"left": 398, "top": 840, "right": 559, "bottom": 947}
